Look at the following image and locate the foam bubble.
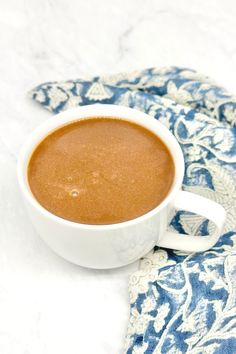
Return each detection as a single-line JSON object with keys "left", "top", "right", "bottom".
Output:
{"left": 70, "top": 189, "right": 79, "bottom": 197}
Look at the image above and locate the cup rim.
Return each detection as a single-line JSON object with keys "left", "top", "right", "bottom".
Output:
{"left": 17, "top": 104, "right": 185, "bottom": 230}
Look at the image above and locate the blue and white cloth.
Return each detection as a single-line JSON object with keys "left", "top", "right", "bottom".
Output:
{"left": 31, "top": 67, "right": 236, "bottom": 354}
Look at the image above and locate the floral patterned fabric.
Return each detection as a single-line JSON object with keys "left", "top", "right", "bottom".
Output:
{"left": 31, "top": 67, "right": 236, "bottom": 354}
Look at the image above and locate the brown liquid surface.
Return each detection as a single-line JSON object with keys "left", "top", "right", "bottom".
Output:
{"left": 28, "top": 118, "right": 175, "bottom": 224}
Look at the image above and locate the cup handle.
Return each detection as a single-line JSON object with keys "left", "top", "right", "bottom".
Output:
{"left": 158, "top": 191, "right": 226, "bottom": 252}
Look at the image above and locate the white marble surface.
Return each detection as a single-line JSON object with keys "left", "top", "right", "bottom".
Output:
{"left": 1, "top": 0, "right": 236, "bottom": 353}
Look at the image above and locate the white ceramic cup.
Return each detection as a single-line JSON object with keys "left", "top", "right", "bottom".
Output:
{"left": 17, "top": 104, "right": 226, "bottom": 269}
